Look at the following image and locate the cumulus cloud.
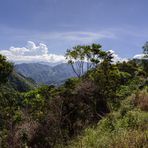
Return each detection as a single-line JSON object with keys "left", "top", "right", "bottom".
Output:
{"left": 108, "top": 50, "right": 127, "bottom": 62}
{"left": 0, "top": 41, "right": 65, "bottom": 64}
{"left": 0, "top": 41, "right": 127, "bottom": 64}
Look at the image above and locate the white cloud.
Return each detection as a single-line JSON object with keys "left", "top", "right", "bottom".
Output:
{"left": 133, "top": 54, "right": 147, "bottom": 59}
{"left": 109, "top": 50, "right": 127, "bottom": 62}
{"left": 52, "top": 31, "right": 116, "bottom": 42}
{"left": 0, "top": 41, "right": 127, "bottom": 64}
{"left": 0, "top": 41, "right": 66, "bottom": 64}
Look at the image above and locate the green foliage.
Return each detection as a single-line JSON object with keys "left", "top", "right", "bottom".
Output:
{"left": 143, "top": 41, "right": 148, "bottom": 56}
{"left": 0, "top": 43, "right": 148, "bottom": 147}
{"left": 116, "top": 76, "right": 146, "bottom": 100}
{"left": 0, "top": 54, "right": 13, "bottom": 83}
{"left": 15, "top": 63, "right": 76, "bottom": 85}
{"left": 22, "top": 85, "right": 57, "bottom": 120}
{"left": 0, "top": 55, "right": 36, "bottom": 92}
{"left": 0, "top": 88, "right": 23, "bottom": 147}
{"left": 117, "top": 60, "right": 139, "bottom": 78}
{"left": 65, "top": 43, "right": 112, "bottom": 77}
{"left": 7, "top": 70, "right": 37, "bottom": 92}
{"left": 64, "top": 77, "right": 81, "bottom": 90}
{"left": 67, "top": 90, "right": 148, "bottom": 148}
{"left": 141, "top": 59, "right": 148, "bottom": 76}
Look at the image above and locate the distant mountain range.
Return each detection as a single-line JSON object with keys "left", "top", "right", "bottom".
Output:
{"left": 15, "top": 63, "right": 76, "bottom": 85}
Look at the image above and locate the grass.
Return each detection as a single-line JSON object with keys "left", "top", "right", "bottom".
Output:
{"left": 66, "top": 88, "right": 148, "bottom": 148}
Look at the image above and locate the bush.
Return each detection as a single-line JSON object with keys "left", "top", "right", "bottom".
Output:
{"left": 67, "top": 90, "right": 148, "bottom": 148}
{"left": 68, "top": 110, "right": 148, "bottom": 148}
{"left": 133, "top": 89, "right": 148, "bottom": 111}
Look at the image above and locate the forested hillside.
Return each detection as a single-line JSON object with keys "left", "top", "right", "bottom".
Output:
{"left": 7, "top": 70, "right": 36, "bottom": 92}
{"left": 0, "top": 43, "right": 147, "bottom": 148}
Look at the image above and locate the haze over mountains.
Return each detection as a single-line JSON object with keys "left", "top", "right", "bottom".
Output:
{"left": 15, "top": 63, "right": 76, "bottom": 85}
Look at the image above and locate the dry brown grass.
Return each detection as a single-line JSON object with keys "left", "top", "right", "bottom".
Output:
{"left": 109, "top": 129, "right": 148, "bottom": 148}
{"left": 133, "top": 89, "right": 148, "bottom": 111}
{"left": 14, "top": 118, "right": 39, "bottom": 147}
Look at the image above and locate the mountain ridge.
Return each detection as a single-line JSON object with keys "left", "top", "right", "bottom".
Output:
{"left": 15, "top": 62, "right": 76, "bottom": 85}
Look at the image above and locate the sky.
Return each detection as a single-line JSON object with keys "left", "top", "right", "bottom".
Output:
{"left": 0, "top": 0, "right": 148, "bottom": 63}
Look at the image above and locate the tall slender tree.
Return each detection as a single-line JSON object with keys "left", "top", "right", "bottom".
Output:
{"left": 65, "top": 44, "right": 110, "bottom": 77}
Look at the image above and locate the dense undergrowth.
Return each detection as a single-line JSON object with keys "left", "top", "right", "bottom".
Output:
{"left": 66, "top": 88, "right": 148, "bottom": 148}
{"left": 0, "top": 44, "right": 147, "bottom": 147}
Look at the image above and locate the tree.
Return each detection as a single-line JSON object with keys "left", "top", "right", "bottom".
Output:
{"left": 142, "top": 42, "right": 148, "bottom": 76}
{"left": 65, "top": 44, "right": 109, "bottom": 77}
{"left": 0, "top": 87, "right": 23, "bottom": 147}
{"left": 0, "top": 54, "right": 13, "bottom": 83}
{"left": 142, "top": 41, "right": 148, "bottom": 57}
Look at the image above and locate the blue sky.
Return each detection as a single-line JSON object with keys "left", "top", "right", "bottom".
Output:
{"left": 0, "top": 0, "right": 148, "bottom": 63}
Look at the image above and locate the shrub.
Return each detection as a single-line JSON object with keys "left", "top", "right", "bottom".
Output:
{"left": 133, "top": 89, "right": 148, "bottom": 111}
{"left": 67, "top": 108, "right": 148, "bottom": 148}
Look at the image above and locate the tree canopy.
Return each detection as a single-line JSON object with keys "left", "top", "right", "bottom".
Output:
{"left": 0, "top": 54, "right": 13, "bottom": 83}
{"left": 65, "top": 43, "right": 113, "bottom": 77}
{"left": 0, "top": 42, "right": 147, "bottom": 147}
{"left": 143, "top": 41, "right": 148, "bottom": 57}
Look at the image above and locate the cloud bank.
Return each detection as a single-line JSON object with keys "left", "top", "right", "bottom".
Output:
{"left": 0, "top": 41, "right": 66, "bottom": 64}
{"left": 0, "top": 41, "right": 127, "bottom": 64}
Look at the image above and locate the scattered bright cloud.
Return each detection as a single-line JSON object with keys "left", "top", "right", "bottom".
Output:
{"left": 0, "top": 41, "right": 66, "bottom": 64}
{"left": 133, "top": 54, "right": 148, "bottom": 59}
{"left": 0, "top": 41, "right": 127, "bottom": 64}
{"left": 133, "top": 54, "right": 144, "bottom": 59}
{"left": 109, "top": 50, "right": 127, "bottom": 62}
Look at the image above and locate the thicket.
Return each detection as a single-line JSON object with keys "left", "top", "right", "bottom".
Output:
{"left": 0, "top": 43, "right": 147, "bottom": 147}
{"left": 67, "top": 89, "right": 148, "bottom": 148}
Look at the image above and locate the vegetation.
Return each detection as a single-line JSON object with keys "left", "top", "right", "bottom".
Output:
{"left": 15, "top": 63, "right": 76, "bottom": 85}
{"left": 67, "top": 89, "right": 148, "bottom": 148}
{"left": 0, "top": 54, "right": 13, "bottom": 83}
{"left": 0, "top": 43, "right": 147, "bottom": 147}
{"left": 143, "top": 41, "right": 148, "bottom": 56}
{"left": 65, "top": 44, "right": 112, "bottom": 77}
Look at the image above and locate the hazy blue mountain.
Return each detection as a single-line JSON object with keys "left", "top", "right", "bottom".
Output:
{"left": 15, "top": 63, "right": 53, "bottom": 84}
{"left": 15, "top": 63, "right": 76, "bottom": 85}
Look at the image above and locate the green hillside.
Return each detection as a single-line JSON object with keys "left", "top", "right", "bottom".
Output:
{"left": 15, "top": 63, "right": 76, "bottom": 85}
{"left": 0, "top": 43, "right": 147, "bottom": 147}
{"left": 67, "top": 89, "right": 148, "bottom": 148}
{"left": 7, "top": 70, "right": 37, "bottom": 92}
